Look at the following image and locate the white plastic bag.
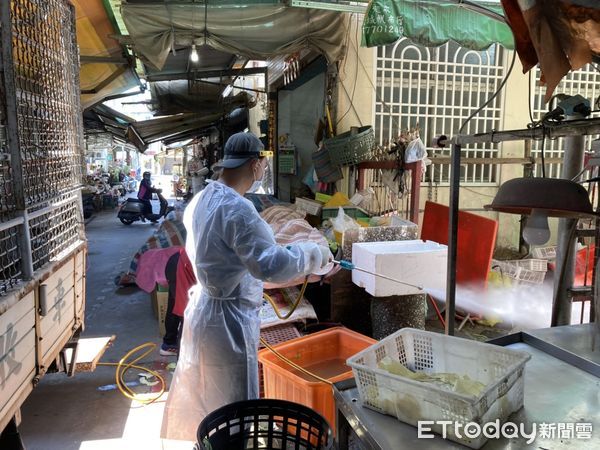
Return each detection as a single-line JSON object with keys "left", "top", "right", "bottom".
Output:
{"left": 405, "top": 137, "right": 427, "bottom": 163}
{"left": 331, "top": 207, "right": 360, "bottom": 234}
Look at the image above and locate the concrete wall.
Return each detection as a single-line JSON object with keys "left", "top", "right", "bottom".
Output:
{"left": 333, "top": 21, "right": 540, "bottom": 251}
{"left": 277, "top": 72, "right": 325, "bottom": 202}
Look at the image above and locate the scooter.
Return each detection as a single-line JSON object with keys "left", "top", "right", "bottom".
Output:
{"left": 117, "top": 190, "right": 174, "bottom": 225}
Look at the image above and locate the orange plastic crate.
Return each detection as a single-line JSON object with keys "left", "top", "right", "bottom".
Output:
{"left": 258, "top": 327, "right": 376, "bottom": 431}
{"left": 258, "top": 324, "right": 302, "bottom": 398}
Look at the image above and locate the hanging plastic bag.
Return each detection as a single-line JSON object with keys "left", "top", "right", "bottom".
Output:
{"left": 362, "top": 0, "right": 404, "bottom": 48}
{"left": 405, "top": 138, "right": 427, "bottom": 163}
{"left": 331, "top": 207, "right": 360, "bottom": 245}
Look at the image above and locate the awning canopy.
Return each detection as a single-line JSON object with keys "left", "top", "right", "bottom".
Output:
{"left": 120, "top": 3, "right": 346, "bottom": 71}
{"left": 74, "top": 0, "right": 141, "bottom": 109}
{"left": 148, "top": 81, "right": 255, "bottom": 116}
{"left": 362, "top": 0, "right": 514, "bottom": 50}
{"left": 127, "top": 107, "right": 249, "bottom": 151}
{"left": 83, "top": 104, "right": 136, "bottom": 142}
{"left": 501, "top": 0, "right": 600, "bottom": 101}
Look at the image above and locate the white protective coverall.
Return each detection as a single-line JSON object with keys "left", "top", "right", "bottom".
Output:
{"left": 161, "top": 181, "right": 328, "bottom": 441}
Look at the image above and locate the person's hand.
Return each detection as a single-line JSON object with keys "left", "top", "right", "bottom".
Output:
{"left": 319, "top": 245, "right": 333, "bottom": 268}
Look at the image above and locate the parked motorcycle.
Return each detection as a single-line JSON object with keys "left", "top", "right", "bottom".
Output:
{"left": 117, "top": 190, "right": 174, "bottom": 225}
{"left": 81, "top": 193, "right": 96, "bottom": 219}
{"left": 123, "top": 175, "right": 137, "bottom": 193}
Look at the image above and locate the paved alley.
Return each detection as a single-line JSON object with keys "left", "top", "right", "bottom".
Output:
{"left": 19, "top": 208, "right": 191, "bottom": 450}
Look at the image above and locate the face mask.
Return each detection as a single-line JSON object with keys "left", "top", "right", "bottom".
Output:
{"left": 247, "top": 163, "right": 263, "bottom": 193}
{"left": 247, "top": 180, "right": 262, "bottom": 193}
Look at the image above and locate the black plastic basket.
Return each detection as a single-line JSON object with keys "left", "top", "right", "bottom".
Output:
{"left": 196, "top": 399, "right": 334, "bottom": 450}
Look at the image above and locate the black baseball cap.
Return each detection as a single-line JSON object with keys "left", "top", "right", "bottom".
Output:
{"left": 214, "top": 132, "right": 264, "bottom": 169}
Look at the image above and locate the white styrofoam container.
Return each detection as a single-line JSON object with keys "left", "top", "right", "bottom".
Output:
{"left": 351, "top": 240, "right": 447, "bottom": 296}
{"left": 347, "top": 329, "right": 531, "bottom": 449}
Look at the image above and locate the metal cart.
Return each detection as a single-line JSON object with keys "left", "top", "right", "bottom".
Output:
{"left": 334, "top": 323, "right": 600, "bottom": 449}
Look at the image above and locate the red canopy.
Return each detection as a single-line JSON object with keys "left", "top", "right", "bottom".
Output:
{"left": 501, "top": 0, "right": 600, "bottom": 101}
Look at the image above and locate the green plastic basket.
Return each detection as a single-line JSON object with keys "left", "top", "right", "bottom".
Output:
{"left": 322, "top": 206, "right": 371, "bottom": 221}
{"left": 324, "top": 126, "right": 375, "bottom": 167}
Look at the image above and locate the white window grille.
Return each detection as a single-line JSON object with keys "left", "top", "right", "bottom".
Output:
{"left": 374, "top": 38, "right": 505, "bottom": 184}
{"left": 530, "top": 66, "right": 600, "bottom": 178}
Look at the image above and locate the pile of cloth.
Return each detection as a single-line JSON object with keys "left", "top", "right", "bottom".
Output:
{"left": 121, "top": 203, "right": 337, "bottom": 292}
{"left": 260, "top": 205, "right": 339, "bottom": 289}
{"left": 115, "top": 219, "right": 187, "bottom": 286}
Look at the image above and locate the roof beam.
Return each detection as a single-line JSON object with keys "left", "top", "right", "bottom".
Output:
{"left": 289, "top": 0, "right": 368, "bottom": 13}
{"left": 81, "top": 66, "right": 128, "bottom": 94}
{"left": 80, "top": 55, "right": 130, "bottom": 65}
{"left": 145, "top": 66, "right": 267, "bottom": 82}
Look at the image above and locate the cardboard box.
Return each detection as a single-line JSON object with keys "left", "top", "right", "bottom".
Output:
{"left": 151, "top": 285, "right": 169, "bottom": 337}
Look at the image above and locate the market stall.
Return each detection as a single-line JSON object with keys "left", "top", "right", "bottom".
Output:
{"left": 80, "top": 1, "right": 600, "bottom": 449}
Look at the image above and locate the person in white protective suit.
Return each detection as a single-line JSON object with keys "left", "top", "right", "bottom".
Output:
{"left": 161, "top": 132, "right": 333, "bottom": 441}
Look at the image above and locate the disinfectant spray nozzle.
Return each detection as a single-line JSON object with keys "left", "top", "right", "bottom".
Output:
{"left": 332, "top": 260, "right": 423, "bottom": 291}
{"left": 333, "top": 260, "right": 355, "bottom": 270}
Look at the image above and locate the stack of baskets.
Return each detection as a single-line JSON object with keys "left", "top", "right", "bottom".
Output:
{"left": 491, "top": 258, "right": 548, "bottom": 285}
{"left": 324, "top": 126, "right": 375, "bottom": 167}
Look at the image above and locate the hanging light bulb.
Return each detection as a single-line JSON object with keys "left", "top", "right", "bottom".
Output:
{"left": 523, "top": 209, "right": 551, "bottom": 246}
{"left": 190, "top": 44, "right": 199, "bottom": 63}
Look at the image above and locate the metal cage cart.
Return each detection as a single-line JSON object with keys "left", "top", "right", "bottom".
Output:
{"left": 0, "top": 0, "right": 87, "bottom": 436}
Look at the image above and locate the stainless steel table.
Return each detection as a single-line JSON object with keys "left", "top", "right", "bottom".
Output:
{"left": 334, "top": 325, "right": 600, "bottom": 449}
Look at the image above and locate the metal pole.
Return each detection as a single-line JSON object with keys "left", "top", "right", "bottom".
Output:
{"left": 552, "top": 114, "right": 586, "bottom": 326}
{"left": 445, "top": 143, "right": 461, "bottom": 335}
{"left": 519, "top": 140, "right": 533, "bottom": 255}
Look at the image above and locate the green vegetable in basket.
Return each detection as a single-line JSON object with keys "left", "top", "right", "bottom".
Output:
{"left": 452, "top": 375, "right": 486, "bottom": 397}
{"left": 378, "top": 357, "right": 486, "bottom": 397}
{"left": 378, "top": 357, "right": 435, "bottom": 381}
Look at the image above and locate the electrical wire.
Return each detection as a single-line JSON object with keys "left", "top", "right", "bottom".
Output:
{"left": 262, "top": 278, "right": 309, "bottom": 320}
{"left": 336, "top": 14, "right": 360, "bottom": 127}
{"left": 97, "top": 342, "right": 166, "bottom": 405}
{"left": 540, "top": 126, "right": 546, "bottom": 178}
{"left": 461, "top": 186, "right": 497, "bottom": 198}
{"left": 459, "top": 48, "right": 517, "bottom": 135}
{"left": 260, "top": 278, "right": 336, "bottom": 385}
{"left": 355, "top": 40, "right": 401, "bottom": 135}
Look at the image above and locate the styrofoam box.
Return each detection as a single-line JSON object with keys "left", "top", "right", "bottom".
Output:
{"left": 351, "top": 240, "right": 447, "bottom": 297}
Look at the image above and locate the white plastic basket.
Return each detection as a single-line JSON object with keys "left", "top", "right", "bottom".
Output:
{"left": 491, "top": 260, "right": 546, "bottom": 285}
{"left": 531, "top": 246, "right": 557, "bottom": 260}
{"left": 504, "top": 258, "right": 548, "bottom": 272}
{"left": 347, "top": 329, "right": 531, "bottom": 449}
